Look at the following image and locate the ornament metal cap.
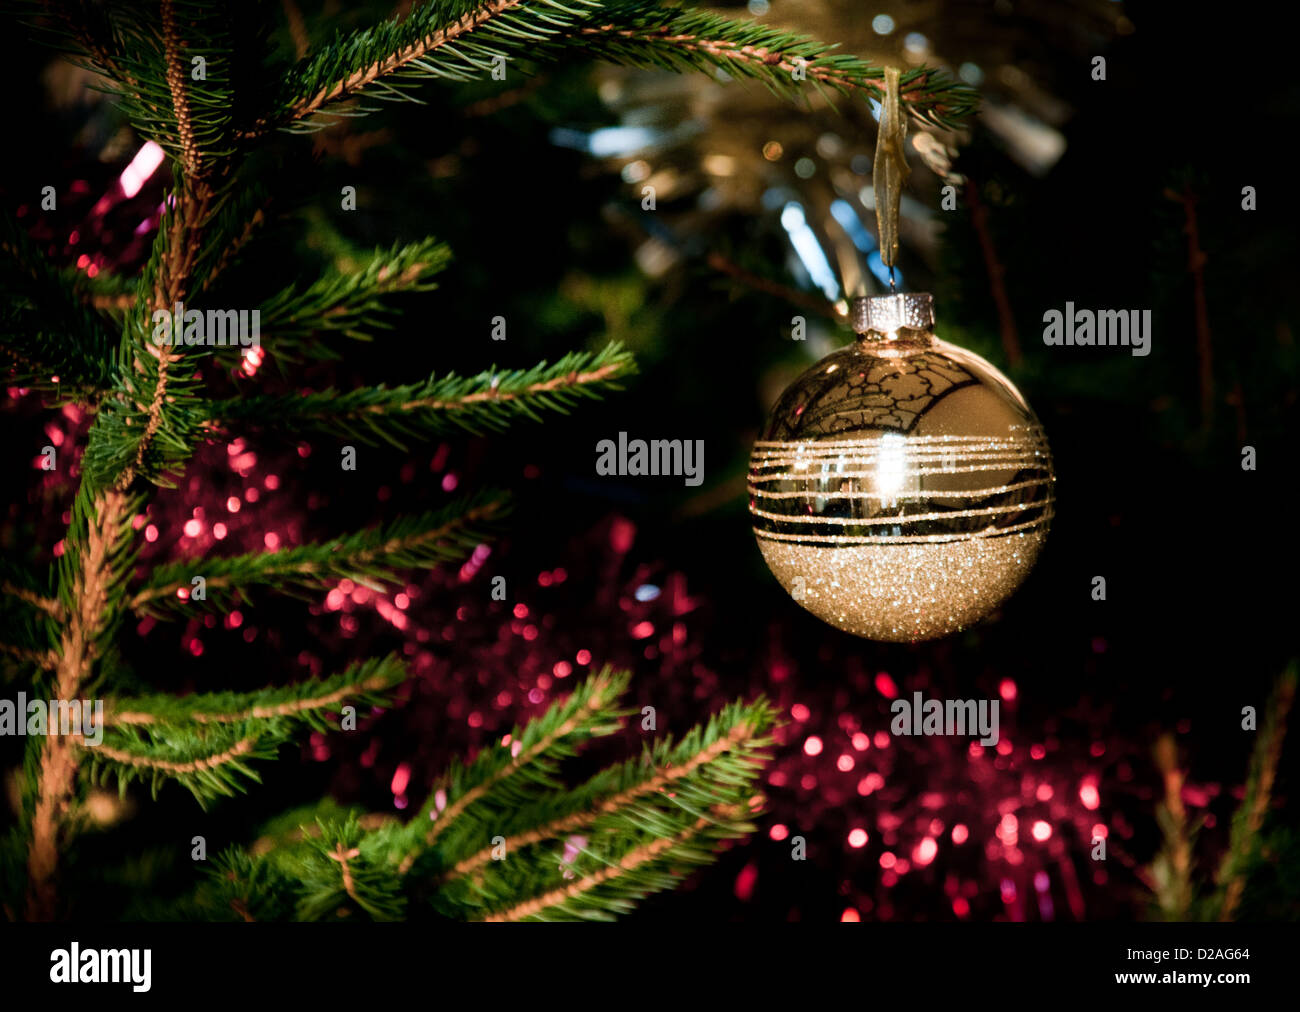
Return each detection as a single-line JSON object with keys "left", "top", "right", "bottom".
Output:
{"left": 849, "top": 292, "right": 934, "bottom": 336}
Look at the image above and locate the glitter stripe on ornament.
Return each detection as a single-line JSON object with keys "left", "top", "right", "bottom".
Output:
{"left": 748, "top": 476, "right": 1052, "bottom": 500}
{"left": 748, "top": 425, "right": 1052, "bottom": 548}
{"left": 748, "top": 497, "right": 1056, "bottom": 527}
{"left": 750, "top": 432, "right": 1049, "bottom": 451}
{"left": 753, "top": 512, "right": 1052, "bottom": 546}
{"left": 754, "top": 531, "right": 1050, "bottom": 641}
{"left": 750, "top": 453, "right": 1049, "bottom": 469}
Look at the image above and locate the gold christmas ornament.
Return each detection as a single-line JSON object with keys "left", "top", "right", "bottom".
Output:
{"left": 749, "top": 293, "right": 1054, "bottom": 641}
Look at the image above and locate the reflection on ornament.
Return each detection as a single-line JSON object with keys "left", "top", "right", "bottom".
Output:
{"left": 749, "top": 293, "right": 1054, "bottom": 641}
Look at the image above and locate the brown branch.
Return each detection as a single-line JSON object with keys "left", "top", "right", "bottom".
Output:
{"left": 1151, "top": 733, "right": 1194, "bottom": 920}
{"left": 89, "top": 733, "right": 257, "bottom": 774}
{"left": 1165, "top": 185, "right": 1214, "bottom": 429}
{"left": 26, "top": 172, "right": 206, "bottom": 905}
{"left": 118, "top": 178, "right": 217, "bottom": 491}
{"left": 126, "top": 498, "right": 505, "bottom": 611}
{"left": 161, "top": 0, "right": 200, "bottom": 178}
{"left": 327, "top": 843, "right": 363, "bottom": 903}
{"left": 90, "top": 293, "right": 136, "bottom": 311}
{"left": 462, "top": 76, "right": 547, "bottom": 117}
{"left": 1228, "top": 379, "right": 1248, "bottom": 446}
{"left": 122, "top": 343, "right": 177, "bottom": 489}
{"left": 1, "top": 582, "right": 63, "bottom": 621}
{"left": 706, "top": 252, "right": 842, "bottom": 321}
{"left": 282, "top": 0, "right": 310, "bottom": 60}
{"left": 44, "top": 1, "right": 133, "bottom": 88}
{"left": 250, "top": 813, "right": 394, "bottom": 857}
{"left": 23, "top": 1, "right": 221, "bottom": 922}
{"left": 0, "top": 643, "right": 58, "bottom": 670}
{"left": 966, "top": 179, "right": 1022, "bottom": 368}
{"left": 26, "top": 489, "right": 129, "bottom": 920}
{"left": 105, "top": 672, "right": 397, "bottom": 726}
{"left": 312, "top": 128, "right": 394, "bottom": 166}
{"left": 199, "top": 207, "right": 267, "bottom": 295}
{"left": 41, "top": 4, "right": 172, "bottom": 158}
{"left": 445, "top": 720, "right": 755, "bottom": 881}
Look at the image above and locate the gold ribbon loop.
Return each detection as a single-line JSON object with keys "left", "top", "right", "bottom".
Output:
{"left": 873, "top": 66, "right": 911, "bottom": 269}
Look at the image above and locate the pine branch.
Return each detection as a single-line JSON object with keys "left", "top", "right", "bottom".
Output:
{"left": 432, "top": 697, "right": 775, "bottom": 915}
{"left": 0, "top": 566, "right": 61, "bottom": 673}
{"left": 394, "top": 667, "right": 632, "bottom": 873}
{"left": 1, "top": 577, "right": 63, "bottom": 623}
{"left": 250, "top": 803, "right": 395, "bottom": 856}
{"left": 0, "top": 642, "right": 58, "bottom": 673}
{"left": 246, "top": 0, "right": 552, "bottom": 137}
{"left": 160, "top": 0, "right": 202, "bottom": 176}
{"left": 200, "top": 849, "right": 299, "bottom": 921}
{"left": 29, "top": 0, "right": 243, "bottom": 168}
{"left": 1149, "top": 733, "right": 1196, "bottom": 920}
{"left": 81, "top": 174, "right": 220, "bottom": 492}
{"left": 51, "top": 488, "right": 142, "bottom": 681}
{"left": 86, "top": 657, "right": 404, "bottom": 807}
{"left": 87, "top": 720, "right": 283, "bottom": 806}
{"left": 23, "top": 103, "right": 226, "bottom": 914}
{"left": 475, "top": 801, "right": 756, "bottom": 921}
{"left": 104, "top": 654, "right": 405, "bottom": 728}
{"left": 1, "top": 213, "right": 118, "bottom": 397}
{"left": 199, "top": 206, "right": 267, "bottom": 295}
{"left": 293, "top": 817, "right": 407, "bottom": 921}
{"left": 568, "top": 7, "right": 976, "bottom": 129}
{"left": 64, "top": 267, "right": 139, "bottom": 320}
{"left": 195, "top": 804, "right": 404, "bottom": 920}
{"left": 1215, "top": 663, "right": 1297, "bottom": 920}
{"left": 128, "top": 491, "right": 508, "bottom": 617}
{"left": 256, "top": 237, "right": 452, "bottom": 341}
{"left": 81, "top": 335, "right": 206, "bottom": 492}
{"left": 166, "top": 678, "right": 777, "bottom": 921}
{"left": 26, "top": 487, "right": 139, "bottom": 919}
{"left": 17, "top": 0, "right": 136, "bottom": 91}
{"left": 8, "top": 0, "right": 812, "bottom": 924}
{"left": 177, "top": 233, "right": 451, "bottom": 375}
{"left": 204, "top": 343, "right": 636, "bottom": 449}
{"left": 188, "top": 167, "right": 278, "bottom": 298}
{"left": 245, "top": 0, "right": 974, "bottom": 137}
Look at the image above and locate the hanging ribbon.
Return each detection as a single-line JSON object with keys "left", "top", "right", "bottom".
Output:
{"left": 872, "top": 66, "right": 911, "bottom": 270}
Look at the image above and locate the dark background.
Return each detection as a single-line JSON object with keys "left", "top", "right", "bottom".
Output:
{"left": 2, "top": 0, "right": 1297, "bottom": 921}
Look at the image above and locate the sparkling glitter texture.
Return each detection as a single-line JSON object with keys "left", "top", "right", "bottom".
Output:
{"left": 749, "top": 294, "right": 1054, "bottom": 641}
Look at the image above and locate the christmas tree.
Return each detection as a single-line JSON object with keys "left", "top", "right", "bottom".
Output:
{"left": 3, "top": 0, "right": 1296, "bottom": 932}
{"left": 0, "top": 0, "right": 977, "bottom": 922}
